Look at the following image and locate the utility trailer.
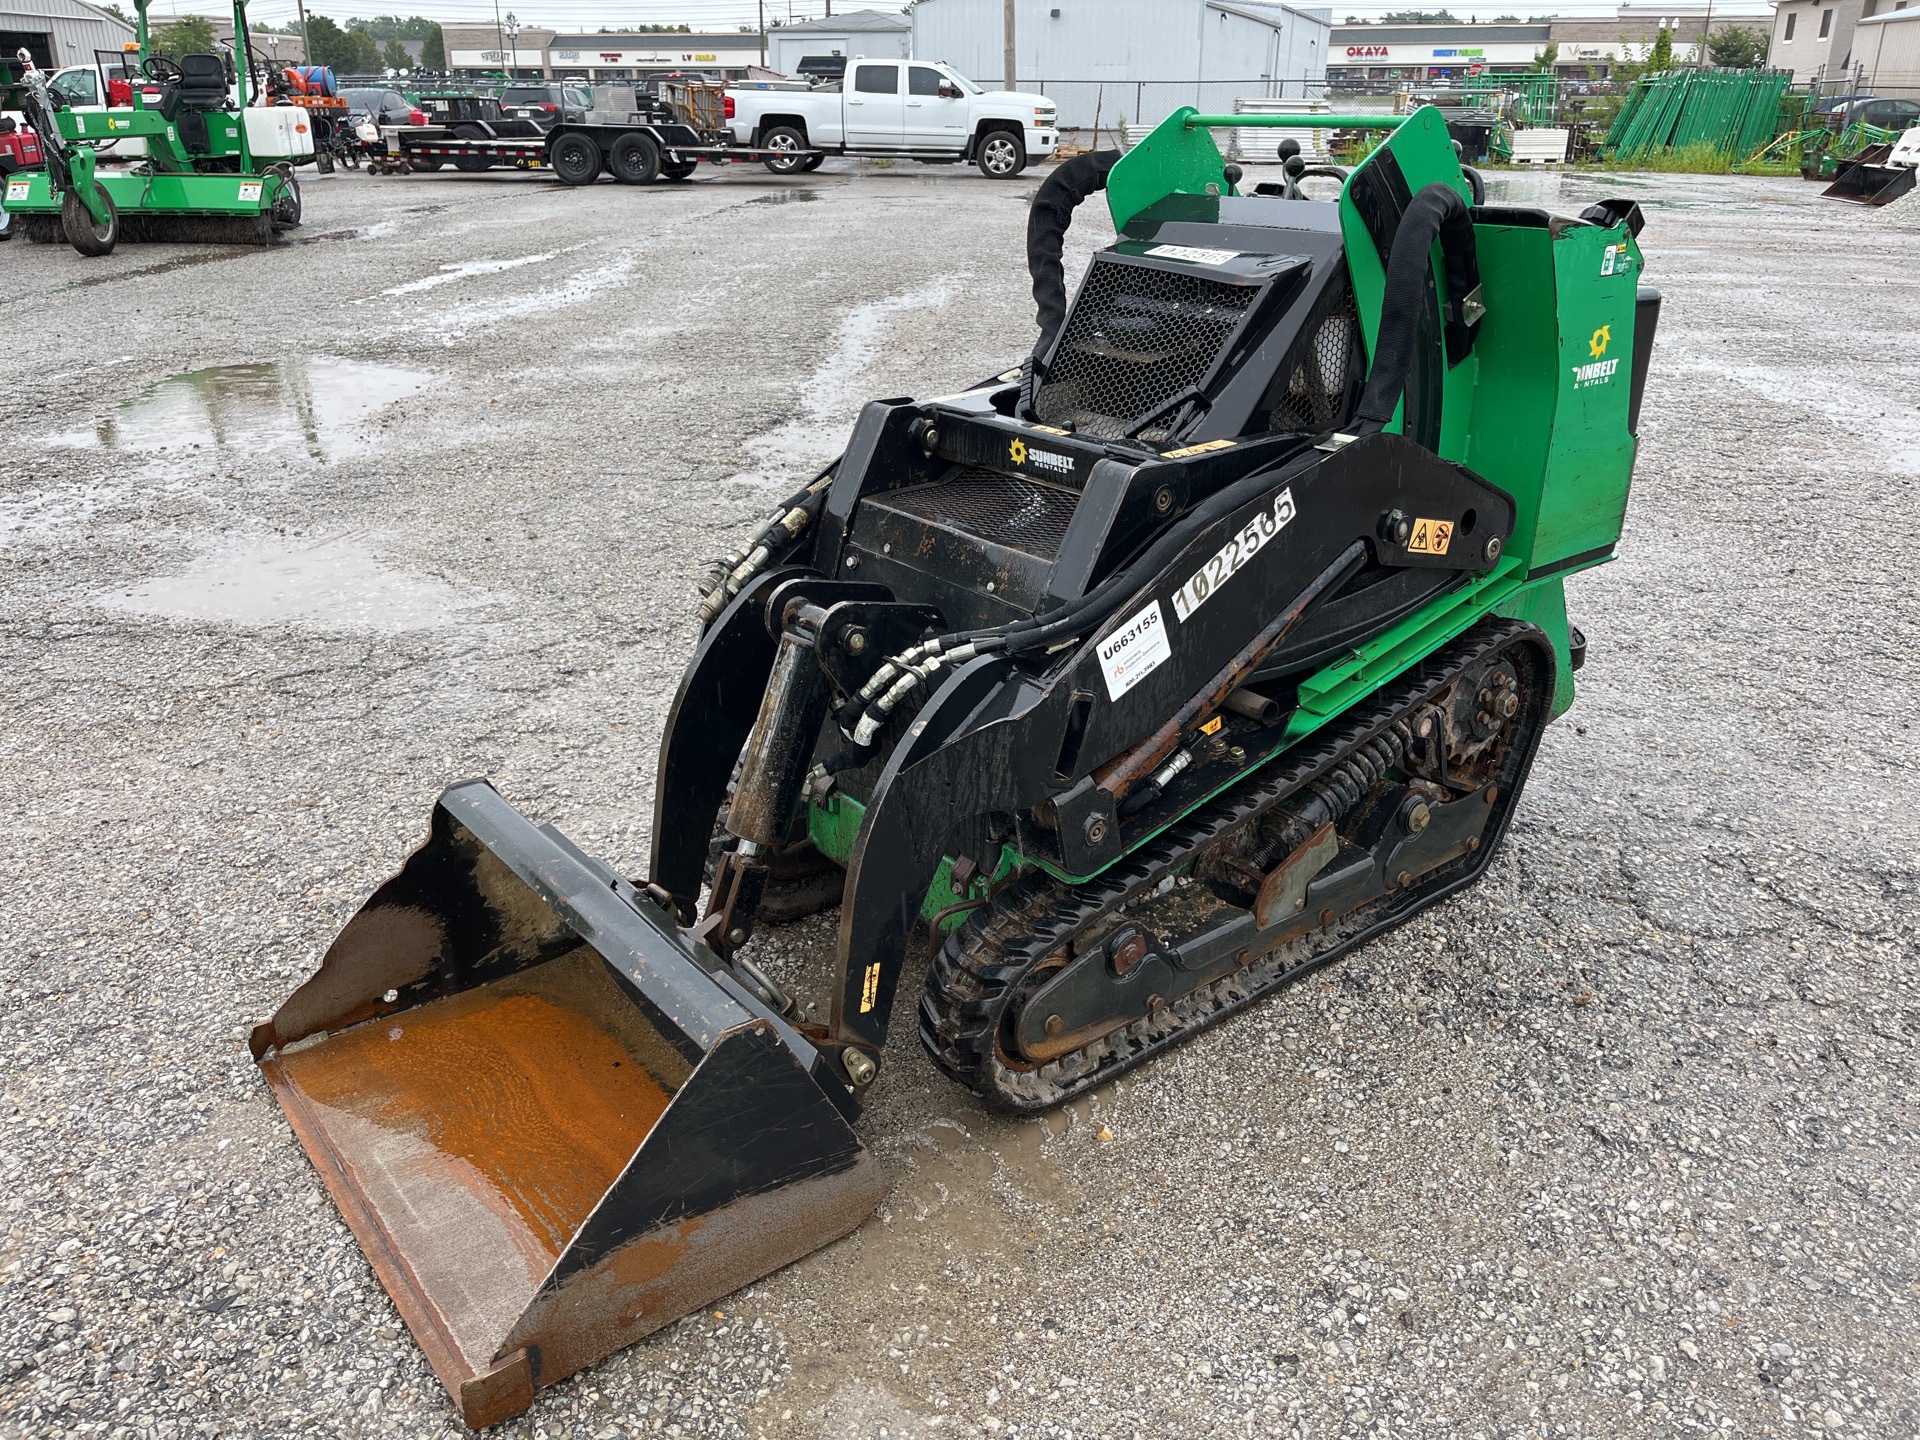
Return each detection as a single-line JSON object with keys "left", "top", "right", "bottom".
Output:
{"left": 372, "top": 83, "right": 816, "bottom": 185}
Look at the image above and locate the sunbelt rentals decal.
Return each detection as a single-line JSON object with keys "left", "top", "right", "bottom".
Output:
{"left": 1009, "top": 436, "right": 1073, "bottom": 475}
{"left": 1572, "top": 324, "right": 1618, "bottom": 389}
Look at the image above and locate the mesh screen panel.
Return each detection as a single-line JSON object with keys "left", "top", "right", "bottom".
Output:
{"left": 881, "top": 469, "right": 1079, "bottom": 559}
{"left": 1272, "top": 292, "right": 1362, "bottom": 433}
{"left": 1036, "top": 258, "right": 1261, "bottom": 441}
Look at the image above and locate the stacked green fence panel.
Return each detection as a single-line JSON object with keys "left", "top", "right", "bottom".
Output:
{"left": 1603, "top": 68, "right": 1792, "bottom": 161}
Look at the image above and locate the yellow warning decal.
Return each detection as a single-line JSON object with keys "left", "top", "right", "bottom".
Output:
{"left": 1406, "top": 518, "right": 1454, "bottom": 555}
{"left": 860, "top": 962, "right": 882, "bottom": 1013}
{"left": 1199, "top": 715, "right": 1225, "bottom": 737}
{"left": 1163, "top": 438, "right": 1235, "bottom": 458}
{"left": 1030, "top": 424, "right": 1071, "bottom": 435}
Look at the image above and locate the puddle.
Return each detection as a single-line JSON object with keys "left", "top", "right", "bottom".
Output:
{"left": 744, "top": 187, "right": 821, "bottom": 206}
{"left": 97, "top": 532, "right": 488, "bottom": 631}
{"left": 48, "top": 357, "right": 431, "bottom": 463}
{"left": 729, "top": 279, "right": 957, "bottom": 488}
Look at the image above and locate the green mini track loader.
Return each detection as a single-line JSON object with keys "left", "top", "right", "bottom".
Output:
{"left": 2, "top": 0, "right": 304, "bottom": 255}
{"left": 253, "top": 107, "right": 1659, "bottom": 1426}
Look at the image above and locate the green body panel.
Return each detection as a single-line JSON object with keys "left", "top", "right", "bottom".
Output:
{"left": 808, "top": 792, "right": 1017, "bottom": 929}
{"left": 4, "top": 167, "right": 281, "bottom": 218}
{"left": 1461, "top": 219, "right": 1641, "bottom": 570}
{"left": 1106, "top": 107, "right": 1405, "bottom": 232}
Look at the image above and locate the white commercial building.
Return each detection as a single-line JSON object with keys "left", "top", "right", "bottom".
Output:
{"left": 0, "top": 0, "right": 131, "bottom": 71}
{"left": 909, "top": 0, "right": 1331, "bottom": 132}
{"left": 767, "top": 9, "right": 911, "bottom": 76}
{"left": 1854, "top": 6, "right": 1920, "bottom": 88}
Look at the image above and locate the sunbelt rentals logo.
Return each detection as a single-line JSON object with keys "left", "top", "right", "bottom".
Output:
{"left": 1572, "top": 324, "right": 1618, "bottom": 389}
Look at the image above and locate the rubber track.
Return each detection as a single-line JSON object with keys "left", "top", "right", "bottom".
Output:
{"left": 918, "top": 617, "right": 1538, "bottom": 1111}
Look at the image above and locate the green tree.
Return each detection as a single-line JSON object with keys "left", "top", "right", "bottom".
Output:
{"left": 381, "top": 38, "right": 411, "bottom": 69}
{"left": 1535, "top": 40, "right": 1558, "bottom": 67}
{"left": 150, "top": 14, "right": 215, "bottom": 55}
{"left": 1707, "top": 23, "right": 1768, "bottom": 68}
{"left": 306, "top": 14, "right": 379, "bottom": 73}
{"left": 420, "top": 23, "right": 445, "bottom": 68}
{"left": 1376, "top": 10, "right": 1461, "bottom": 22}
{"left": 98, "top": 2, "right": 132, "bottom": 24}
{"left": 344, "top": 15, "right": 437, "bottom": 40}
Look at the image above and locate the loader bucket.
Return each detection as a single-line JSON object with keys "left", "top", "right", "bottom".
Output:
{"left": 1821, "top": 149, "right": 1918, "bottom": 205}
{"left": 251, "top": 781, "right": 889, "bottom": 1428}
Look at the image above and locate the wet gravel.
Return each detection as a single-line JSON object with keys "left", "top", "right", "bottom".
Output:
{"left": 3, "top": 161, "right": 1916, "bottom": 1440}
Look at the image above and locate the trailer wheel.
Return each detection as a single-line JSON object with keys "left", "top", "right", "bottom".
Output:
{"left": 453, "top": 155, "right": 489, "bottom": 172}
{"left": 760, "top": 126, "right": 808, "bottom": 176}
{"left": 976, "top": 128, "right": 1026, "bottom": 179}
{"left": 662, "top": 160, "right": 697, "bottom": 180}
{"left": 609, "top": 132, "right": 661, "bottom": 184}
{"left": 800, "top": 154, "right": 824, "bottom": 173}
{"left": 551, "top": 132, "right": 603, "bottom": 186}
{"left": 61, "top": 182, "right": 118, "bottom": 257}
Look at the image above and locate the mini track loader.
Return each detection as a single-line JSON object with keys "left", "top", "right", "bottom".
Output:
{"left": 2, "top": 0, "right": 304, "bottom": 255}
{"left": 254, "top": 107, "right": 1659, "bottom": 1425}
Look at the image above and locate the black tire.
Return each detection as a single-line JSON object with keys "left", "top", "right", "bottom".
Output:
{"left": 661, "top": 160, "right": 696, "bottom": 180}
{"left": 976, "top": 127, "right": 1026, "bottom": 179}
{"left": 453, "top": 154, "right": 489, "bottom": 172}
{"left": 760, "top": 125, "right": 808, "bottom": 175}
{"left": 550, "top": 131, "right": 601, "bottom": 186}
{"left": 800, "top": 153, "right": 824, "bottom": 173}
{"left": 61, "top": 182, "right": 117, "bottom": 256}
{"left": 415, "top": 159, "right": 445, "bottom": 171}
{"left": 609, "top": 132, "right": 661, "bottom": 184}
{"left": 0, "top": 207, "right": 11, "bottom": 241}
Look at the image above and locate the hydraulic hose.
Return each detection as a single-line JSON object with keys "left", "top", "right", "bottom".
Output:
{"left": 1022, "top": 149, "right": 1122, "bottom": 416}
{"left": 1351, "top": 181, "right": 1481, "bottom": 433}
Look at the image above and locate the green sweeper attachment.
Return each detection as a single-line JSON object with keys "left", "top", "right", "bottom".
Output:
{"left": 2, "top": 0, "right": 304, "bottom": 255}
{"left": 255, "top": 106, "right": 1659, "bottom": 1425}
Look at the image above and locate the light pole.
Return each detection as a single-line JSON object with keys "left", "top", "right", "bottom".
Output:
{"left": 505, "top": 11, "right": 520, "bottom": 78}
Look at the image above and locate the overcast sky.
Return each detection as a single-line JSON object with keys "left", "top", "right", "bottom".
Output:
{"left": 145, "top": 0, "right": 1742, "bottom": 36}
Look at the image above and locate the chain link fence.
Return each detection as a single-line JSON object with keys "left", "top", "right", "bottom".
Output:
{"left": 1007, "top": 77, "right": 1339, "bottom": 151}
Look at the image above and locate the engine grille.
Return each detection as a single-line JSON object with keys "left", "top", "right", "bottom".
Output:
{"left": 1035, "top": 258, "right": 1262, "bottom": 442}
{"left": 1271, "top": 292, "right": 1362, "bottom": 433}
{"left": 881, "top": 468, "right": 1079, "bottom": 560}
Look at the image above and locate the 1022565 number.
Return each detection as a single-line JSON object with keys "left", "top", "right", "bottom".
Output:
{"left": 1170, "top": 488, "right": 1298, "bottom": 623}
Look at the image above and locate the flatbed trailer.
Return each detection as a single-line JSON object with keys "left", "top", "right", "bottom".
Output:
{"left": 374, "top": 119, "right": 818, "bottom": 184}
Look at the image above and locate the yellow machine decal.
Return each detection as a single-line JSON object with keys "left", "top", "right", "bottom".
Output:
{"left": 1407, "top": 518, "right": 1454, "bottom": 555}
{"left": 860, "top": 962, "right": 882, "bottom": 1012}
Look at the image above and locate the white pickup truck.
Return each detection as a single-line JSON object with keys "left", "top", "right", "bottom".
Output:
{"left": 727, "top": 59, "right": 1056, "bottom": 178}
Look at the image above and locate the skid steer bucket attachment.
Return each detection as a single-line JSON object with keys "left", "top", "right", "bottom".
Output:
{"left": 251, "top": 781, "right": 888, "bottom": 1428}
{"left": 1820, "top": 143, "right": 1918, "bottom": 205}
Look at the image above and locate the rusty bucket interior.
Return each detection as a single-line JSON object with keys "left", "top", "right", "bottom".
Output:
{"left": 252, "top": 781, "right": 889, "bottom": 1427}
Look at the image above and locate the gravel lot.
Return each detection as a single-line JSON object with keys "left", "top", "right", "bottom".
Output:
{"left": 2, "top": 156, "right": 1916, "bottom": 1440}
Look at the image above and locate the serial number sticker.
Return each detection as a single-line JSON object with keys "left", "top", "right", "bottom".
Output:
{"left": 859, "top": 961, "right": 882, "bottom": 1013}
{"left": 5, "top": 180, "right": 28, "bottom": 202}
{"left": 1097, "top": 599, "right": 1172, "bottom": 702}
{"left": 237, "top": 181, "right": 263, "bottom": 201}
{"left": 1170, "top": 488, "right": 1297, "bottom": 623}
{"left": 1599, "top": 242, "right": 1629, "bottom": 277}
{"left": 1406, "top": 517, "right": 1453, "bottom": 555}
{"left": 1146, "top": 243, "right": 1241, "bottom": 265}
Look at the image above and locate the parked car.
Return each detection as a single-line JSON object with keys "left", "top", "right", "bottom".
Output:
{"left": 726, "top": 58, "right": 1057, "bottom": 177}
{"left": 343, "top": 85, "right": 426, "bottom": 126}
{"left": 1814, "top": 96, "right": 1920, "bottom": 131}
{"left": 498, "top": 82, "right": 589, "bottom": 124}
